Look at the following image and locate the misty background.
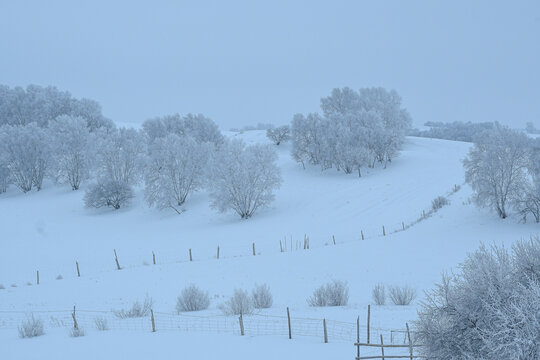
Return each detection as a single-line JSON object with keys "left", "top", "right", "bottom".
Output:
{"left": 1, "top": 0, "right": 538, "bottom": 129}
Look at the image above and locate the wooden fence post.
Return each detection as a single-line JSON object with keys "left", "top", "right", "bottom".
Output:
{"left": 152, "top": 251, "right": 156, "bottom": 265}
{"left": 332, "top": 235, "right": 336, "bottom": 245}
{"left": 189, "top": 248, "right": 192, "bottom": 262}
{"left": 406, "top": 322, "right": 413, "bottom": 360}
{"left": 114, "top": 249, "right": 121, "bottom": 270}
{"left": 323, "top": 318, "right": 328, "bottom": 343}
{"left": 287, "top": 307, "right": 292, "bottom": 339}
{"left": 382, "top": 226, "right": 386, "bottom": 236}
{"left": 380, "top": 334, "right": 385, "bottom": 360}
{"left": 217, "top": 246, "right": 220, "bottom": 259}
{"left": 361, "top": 230, "right": 364, "bottom": 240}
{"left": 239, "top": 313, "right": 245, "bottom": 336}
{"left": 280, "top": 240, "right": 283, "bottom": 252}
{"left": 356, "top": 316, "right": 360, "bottom": 359}
{"left": 36, "top": 270, "right": 39, "bottom": 285}
{"left": 422, "top": 210, "right": 426, "bottom": 218}
{"left": 402, "top": 222, "right": 405, "bottom": 231}
{"left": 151, "top": 309, "right": 156, "bottom": 332}
{"left": 72, "top": 306, "right": 78, "bottom": 330}
{"left": 252, "top": 243, "right": 256, "bottom": 256}
{"left": 367, "top": 305, "right": 371, "bottom": 344}
{"left": 76, "top": 261, "right": 80, "bottom": 277}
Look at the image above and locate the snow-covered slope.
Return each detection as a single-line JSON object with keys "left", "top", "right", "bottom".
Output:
{"left": 1, "top": 132, "right": 538, "bottom": 359}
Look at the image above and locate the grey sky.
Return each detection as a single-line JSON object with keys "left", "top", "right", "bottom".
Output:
{"left": 1, "top": 0, "right": 539, "bottom": 129}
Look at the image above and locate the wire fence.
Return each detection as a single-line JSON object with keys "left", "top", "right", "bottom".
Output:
{"left": 0, "top": 308, "right": 415, "bottom": 346}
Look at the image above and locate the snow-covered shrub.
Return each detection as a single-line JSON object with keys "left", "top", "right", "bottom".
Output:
{"left": 94, "top": 317, "right": 109, "bottom": 331}
{"left": 416, "top": 238, "right": 540, "bottom": 359}
{"left": 219, "top": 289, "right": 254, "bottom": 315}
{"left": 307, "top": 280, "right": 349, "bottom": 307}
{"left": 372, "top": 283, "right": 386, "bottom": 305}
{"left": 84, "top": 180, "right": 134, "bottom": 210}
{"left": 266, "top": 125, "right": 291, "bottom": 145}
{"left": 56, "top": 274, "right": 63, "bottom": 280}
{"left": 409, "top": 121, "right": 495, "bottom": 142}
{"left": 388, "top": 285, "right": 416, "bottom": 305}
{"left": 113, "top": 295, "right": 154, "bottom": 318}
{"left": 209, "top": 140, "right": 282, "bottom": 219}
{"left": 176, "top": 284, "right": 211, "bottom": 312}
{"left": 69, "top": 327, "right": 85, "bottom": 337}
{"left": 252, "top": 284, "right": 273, "bottom": 309}
{"left": 0, "top": 284, "right": 5, "bottom": 290}
{"left": 145, "top": 134, "right": 211, "bottom": 214}
{"left": 18, "top": 315, "right": 45, "bottom": 338}
{"left": 431, "top": 196, "right": 449, "bottom": 211}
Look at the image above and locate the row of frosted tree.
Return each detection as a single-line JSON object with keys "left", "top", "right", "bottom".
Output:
{"left": 290, "top": 87, "right": 412, "bottom": 175}
{"left": 0, "top": 85, "right": 281, "bottom": 219}
{"left": 464, "top": 124, "right": 540, "bottom": 222}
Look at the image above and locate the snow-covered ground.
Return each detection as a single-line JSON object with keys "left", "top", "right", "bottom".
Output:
{"left": 1, "top": 132, "right": 538, "bottom": 359}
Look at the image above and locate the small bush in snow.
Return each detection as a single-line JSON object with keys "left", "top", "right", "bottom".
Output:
{"left": 94, "top": 317, "right": 109, "bottom": 331}
{"left": 69, "top": 327, "right": 85, "bottom": 337}
{"left": 307, "top": 280, "right": 349, "bottom": 307}
{"left": 388, "top": 285, "right": 416, "bottom": 305}
{"left": 266, "top": 125, "right": 291, "bottom": 145}
{"left": 18, "top": 315, "right": 45, "bottom": 338}
{"left": 0, "top": 284, "right": 4, "bottom": 290}
{"left": 84, "top": 180, "right": 134, "bottom": 210}
{"left": 56, "top": 274, "right": 63, "bottom": 280}
{"left": 11, "top": 283, "right": 17, "bottom": 288}
{"left": 252, "top": 284, "right": 273, "bottom": 309}
{"left": 114, "top": 295, "right": 154, "bottom": 318}
{"left": 26, "top": 282, "right": 32, "bottom": 286}
{"left": 372, "top": 283, "right": 386, "bottom": 305}
{"left": 176, "top": 284, "right": 210, "bottom": 312}
{"left": 219, "top": 289, "right": 254, "bottom": 315}
{"left": 431, "top": 196, "right": 449, "bottom": 211}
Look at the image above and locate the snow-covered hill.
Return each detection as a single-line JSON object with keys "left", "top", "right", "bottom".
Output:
{"left": 1, "top": 132, "right": 538, "bottom": 359}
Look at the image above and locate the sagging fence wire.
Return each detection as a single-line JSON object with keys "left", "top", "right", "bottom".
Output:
{"left": 0, "top": 309, "right": 414, "bottom": 345}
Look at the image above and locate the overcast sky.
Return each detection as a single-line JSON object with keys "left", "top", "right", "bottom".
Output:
{"left": 1, "top": 0, "right": 539, "bottom": 129}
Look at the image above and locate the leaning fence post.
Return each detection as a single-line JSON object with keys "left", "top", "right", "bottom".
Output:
{"left": 151, "top": 309, "right": 156, "bottom": 332}
{"left": 252, "top": 243, "right": 256, "bottom": 256}
{"left": 382, "top": 226, "right": 386, "bottom": 236}
{"left": 189, "top": 248, "right": 192, "bottom": 262}
{"left": 72, "top": 306, "right": 78, "bottom": 330}
{"left": 406, "top": 322, "right": 413, "bottom": 360}
{"left": 76, "top": 261, "right": 80, "bottom": 277}
{"left": 287, "top": 307, "right": 292, "bottom": 339}
{"left": 152, "top": 251, "right": 156, "bottom": 265}
{"left": 36, "top": 270, "right": 39, "bottom": 285}
{"left": 380, "top": 334, "right": 385, "bottom": 360}
{"left": 239, "top": 313, "right": 245, "bottom": 336}
{"left": 361, "top": 230, "right": 364, "bottom": 240}
{"left": 114, "top": 249, "right": 121, "bottom": 270}
{"left": 280, "top": 240, "right": 283, "bottom": 253}
{"left": 356, "top": 316, "right": 360, "bottom": 359}
{"left": 367, "top": 305, "right": 371, "bottom": 344}
{"left": 332, "top": 235, "right": 336, "bottom": 245}
{"left": 323, "top": 318, "right": 328, "bottom": 343}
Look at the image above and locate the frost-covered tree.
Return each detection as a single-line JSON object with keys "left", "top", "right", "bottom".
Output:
{"left": 84, "top": 180, "right": 134, "bottom": 210}
{"left": 49, "top": 116, "right": 95, "bottom": 190}
{"left": 142, "top": 113, "right": 223, "bottom": 145}
{"left": 0, "top": 84, "right": 112, "bottom": 130}
{"left": 463, "top": 125, "right": 530, "bottom": 219}
{"left": 96, "top": 127, "right": 146, "bottom": 186}
{"left": 0, "top": 162, "right": 9, "bottom": 193}
{"left": 266, "top": 125, "right": 291, "bottom": 145}
{"left": 291, "top": 87, "right": 411, "bottom": 174}
{"left": 0, "top": 123, "right": 52, "bottom": 192}
{"left": 416, "top": 238, "right": 540, "bottom": 360}
{"left": 209, "top": 140, "right": 282, "bottom": 219}
{"left": 144, "top": 134, "right": 210, "bottom": 214}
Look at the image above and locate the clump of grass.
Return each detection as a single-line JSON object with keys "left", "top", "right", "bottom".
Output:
{"left": 94, "top": 317, "right": 109, "bottom": 331}
{"left": 113, "top": 295, "right": 154, "bottom": 318}
{"left": 18, "top": 315, "right": 45, "bottom": 338}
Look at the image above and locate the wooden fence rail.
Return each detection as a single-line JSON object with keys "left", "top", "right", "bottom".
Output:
{"left": 355, "top": 322, "right": 424, "bottom": 360}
